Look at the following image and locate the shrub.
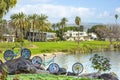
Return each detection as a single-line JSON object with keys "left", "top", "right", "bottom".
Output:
{"left": 90, "top": 54, "right": 111, "bottom": 72}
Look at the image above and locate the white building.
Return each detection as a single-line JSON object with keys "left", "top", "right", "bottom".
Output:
{"left": 46, "top": 32, "right": 56, "bottom": 40}
{"left": 88, "top": 33, "right": 97, "bottom": 40}
{"left": 2, "top": 34, "right": 15, "bottom": 42}
{"left": 63, "top": 31, "right": 97, "bottom": 41}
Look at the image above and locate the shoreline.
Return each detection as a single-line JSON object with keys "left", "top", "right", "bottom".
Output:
{"left": 31, "top": 52, "right": 68, "bottom": 59}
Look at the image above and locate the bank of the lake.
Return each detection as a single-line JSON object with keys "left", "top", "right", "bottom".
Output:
{"left": 0, "top": 41, "right": 111, "bottom": 57}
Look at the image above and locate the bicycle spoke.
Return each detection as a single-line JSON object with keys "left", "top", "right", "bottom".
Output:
{"left": 72, "top": 62, "right": 83, "bottom": 74}
{"left": 48, "top": 63, "right": 59, "bottom": 74}
{"left": 4, "top": 50, "right": 14, "bottom": 61}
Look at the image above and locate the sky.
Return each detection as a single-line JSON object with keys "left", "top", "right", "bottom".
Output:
{"left": 3, "top": 0, "right": 120, "bottom": 24}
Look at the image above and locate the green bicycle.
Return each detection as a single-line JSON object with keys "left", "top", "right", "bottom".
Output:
{"left": 31, "top": 54, "right": 59, "bottom": 74}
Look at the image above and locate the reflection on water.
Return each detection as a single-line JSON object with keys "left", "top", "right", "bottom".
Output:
{"left": 55, "top": 51, "right": 120, "bottom": 79}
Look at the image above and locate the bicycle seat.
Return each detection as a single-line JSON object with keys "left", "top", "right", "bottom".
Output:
{"left": 43, "top": 54, "right": 47, "bottom": 56}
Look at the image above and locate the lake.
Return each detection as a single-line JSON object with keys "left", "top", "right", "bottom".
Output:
{"left": 55, "top": 51, "right": 120, "bottom": 79}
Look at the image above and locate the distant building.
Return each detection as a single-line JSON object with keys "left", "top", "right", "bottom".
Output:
{"left": 88, "top": 32, "right": 97, "bottom": 40}
{"left": 63, "top": 31, "right": 97, "bottom": 41}
{"left": 2, "top": 34, "right": 15, "bottom": 42}
{"left": 26, "top": 31, "right": 56, "bottom": 42}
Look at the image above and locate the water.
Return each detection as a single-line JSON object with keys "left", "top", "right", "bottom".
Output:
{"left": 55, "top": 51, "right": 120, "bottom": 79}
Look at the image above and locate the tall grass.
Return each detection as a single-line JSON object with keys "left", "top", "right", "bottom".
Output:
{"left": 0, "top": 41, "right": 110, "bottom": 57}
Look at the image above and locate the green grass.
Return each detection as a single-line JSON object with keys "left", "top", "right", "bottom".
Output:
{"left": 0, "top": 41, "right": 110, "bottom": 59}
{"left": 7, "top": 74, "right": 100, "bottom": 80}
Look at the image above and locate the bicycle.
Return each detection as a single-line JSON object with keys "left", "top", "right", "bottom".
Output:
{"left": 72, "top": 62, "right": 84, "bottom": 75}
{"left": 31, "top": 54, "right": 60, "bottom": 74}
{"left": 3, "top": 46, "right": 31, "bottom": 61}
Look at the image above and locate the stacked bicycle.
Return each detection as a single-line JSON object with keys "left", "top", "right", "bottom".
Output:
{"left": 3, "top": 43, "right": 31, "bottom": 61}
{"left": 31, "top": 54, "right": 60, "bottom": 74}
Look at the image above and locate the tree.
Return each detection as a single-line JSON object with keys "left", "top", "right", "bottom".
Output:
{"left": 96, "top": 24, "right": 120, "bottom": 47}
{"left": 56, "top": 22, "right": 61, "bottom": 30}
{"left": 0, "top": 19, "right": 7, "bottom": 40}
{"left": 0, "top": 0, "right": 17, "bottom": 19}
{"left": 51, "top": 23, "right": 56, "bottom": 31}
{"left": 87, "top": 24, "right": 106, "bottom": 39}
{"left": 75, "top": 16, "right": 81, "bottom": 46}
{"left": 37, "top": 14, "right": 50, "bottom": 41}
{"left": 90, "top": 54, "right": 111, "bottom": 73}
{"left": 56, "top": 22, "right": 61, "bottom": 39}
{"left": 79, "top": 25, "right": 84, "bottom": 32}
{"left": 27, "top": 14, "right": 38, "bottom": 42}
{"left": 75, "top": 16, "right": 81, "bottom": 26}
{"left": 115, "top": 14, "right": 118, "bottom": 24}
{"left": 10, "top": 12, "right": 26, "bottom": 41}
{"left": 60, "top": 17, "right": 68, "bottom": 40}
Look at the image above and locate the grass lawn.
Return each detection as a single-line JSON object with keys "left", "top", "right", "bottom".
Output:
{"left": 6, "top": 74, "right": 100, "bottom": 80}
{"left": 0, "top": 41, "right": 110, "bottom": 60}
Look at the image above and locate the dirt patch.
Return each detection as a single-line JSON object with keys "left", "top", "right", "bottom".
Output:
{"left": 28, "top": 44, "right": 38, "bottom": 49}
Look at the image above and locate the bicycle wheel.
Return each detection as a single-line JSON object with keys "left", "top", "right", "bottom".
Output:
{"left": 72, "top": 62, "right": 83, "bottom": 74}
{"left": 21, "top": 48, "right": 31, "bottom": 59}
{"left": 4, "top": 50, "right": 14, "bottom": 61}
{"left": 48, "top": 63, "right": 59, "bottom": 74}
{"left": 32, "top": 56, "right": 42, "bottom": 67}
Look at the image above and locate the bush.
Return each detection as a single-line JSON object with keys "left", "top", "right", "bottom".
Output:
{"left": 90, "top": 54, "right": 111, "bottom": 72}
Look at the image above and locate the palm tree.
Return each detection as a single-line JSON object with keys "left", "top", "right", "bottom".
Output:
{"left": 10, "top": 12, "right": 26, "bottom": 41}
{"left": 37, "top": 14, "right": 50, "bottom": 41}
{"left": 60, "top": 17, "right": 68, "bottom": 40}
{"left": 0, "top": 19, "right": 7, "bottom": 39}
{"left": 51, "top": 23, "right": 56, "bottom": 31}
{"left": 75, "top": 16, "right": 81, "bottom": 46}
{"left": 115, "top": 14, "right": 118, "bottom": 24}
{"left": 56, "top": 22, "right": 61, "bottom": 30}
{"left": 0, "top": 0, "right": 17, "bottom": 19}
{"left": 27, "top": 14, "right": 38, "bottom": 42}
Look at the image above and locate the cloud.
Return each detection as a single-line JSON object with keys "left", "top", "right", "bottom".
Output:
{"left": 4, "top": 3, "right": 95, "bottom": 23}
{"left": 98, "top": 11, "right": 111, "bottom": 18}
{"left": 18, "top": 0, "right": 53, "bottom": 4}
{"left": 115, "top": 7, "right": 120, "bottom": 13}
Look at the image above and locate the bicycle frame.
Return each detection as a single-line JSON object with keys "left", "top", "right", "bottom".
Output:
{"left": 11, "top": 46, "right": 21, "bottom": 57}
{"left": 3, "top": 42, "right": 31, "bottom": 61}
{"left": 42, "top": 55, "right": 55, "bottom": 67}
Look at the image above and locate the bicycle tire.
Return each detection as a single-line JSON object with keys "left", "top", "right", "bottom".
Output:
{"left": 48, "top": 63, "right": 59, "bottom": 74}
{"left": 31, "top": 56, "right": 42, "bottom": 67}
{"left": 72, "top": 62, "right": 83, "bottom": 74}
{"left": 21, "top": 48, "right": 31, "bottom": 59}
{"left": 4, "top": 50, "right": 14, "bottom": 61}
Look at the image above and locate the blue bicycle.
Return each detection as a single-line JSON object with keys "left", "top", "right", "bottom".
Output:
{"left": 3, "top": 46, "right": 31, "bottom": 61}
{"left": 31, "top": 54, "right": 59, "bottom": 74}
